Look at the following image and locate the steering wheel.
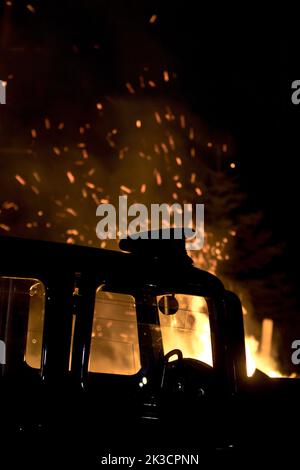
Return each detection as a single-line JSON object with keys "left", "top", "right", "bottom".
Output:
{"left": 161, "top": 349, "right": 184, "bottom": 389}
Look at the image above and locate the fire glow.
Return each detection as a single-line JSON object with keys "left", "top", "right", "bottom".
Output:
{"left": 0, "top": 64, "right": 283, "bottom": 378}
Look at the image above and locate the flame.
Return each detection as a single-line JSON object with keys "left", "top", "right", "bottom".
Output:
{"left": 245, "top": 335, "right": 282, "bottom": 378}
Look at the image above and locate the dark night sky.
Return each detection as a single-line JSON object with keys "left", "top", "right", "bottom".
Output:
{"left": 0, "top": 1, "right": 299, "bottom": 328}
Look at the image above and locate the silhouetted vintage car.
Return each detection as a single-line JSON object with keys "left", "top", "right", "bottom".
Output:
{"left": 0, "top": 232, "right": 299, "bottom": 463}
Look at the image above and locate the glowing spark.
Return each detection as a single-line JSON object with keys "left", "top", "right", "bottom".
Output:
{"left": 32, "top": 171, "right": 41, "bottom": 182}
{"left": 82, "top": 149, "right": 89, "bottom": 159}
{"left": 120, "top": 185, "right": 132, "bottom": 194}
{"left": 180, "top": 115, "right": 186, "bottom": 129}
{"left": 2, "top": 201, "right": 18, "bottom": 210}
{"left": 0, "top": 224, "right": 10, "bottom": 232}
{"left": 96, "top": 102, "right": 103, "bottom": 110}
{"left": 163, "top": 70, "right": 170, "bottom": 82}
{"left": 161, "top": 142, "right": 168, "bottom": 154}
{"left": 31, "top": 129, "right": 37, "bottom": 138}
{"left": 175, "top": 157, "right": 182, "bottom": 166}
{"left": 136, "top": 120, "right": 142, "bottom": 128}
{"left": 195, "top": 187, "right": 202, "bottom": 196}
{"left": 207, "top": 142, "right": 213, "bottom": 148}
{"left": 53, "top": 147, "right": 61, "bottom": 156}
{"left": 230, "top": 162, "right": 236, "bottom": 169}
{"left": 26, "top": 4, "right": 35, "bottom": 13}
{"left": 154, "top": 112, "right": 162, "bottom": 124}
{"left": 154, "top": 169, "right": 162, "bottom": 186}
{"left": 15, "top": 175, "right": 26, "bottom": 186}
{"left": 149, "top": 14, "right": 157, "bottom": 24}
{"left": 45, "top": 118, "right": 51, "bottom": 130}
{"left": 92, "top": 193, "right": 101, "bottom": 205}
{"left": 86, "top": 182, "right": 95, "bottom": 189}
{"left": 190, "top": 147, "right": 196, "bottom": 157}
{"left": 67, "top": 171, "right": 75, "bottom": 184}
{"left": 139, "top": 76, "right": 145, "bottom": 88}
{"left": 58, "top": 122, "right": 65, "bottom": 130}
{"left": 190, "top": 172, "right": 196, "bottom": 184}
{"left": 168, "top": 135, "right": 175, "bottom": 150}
{"left": 126, "top": 83, "right": 135, "bottom": 94}
{"left": 31, "top": 186, "right": 39, "bottom": 194}
{"left": 222, "top": 143, "right": 228, "bottom": 152}
{"left": 66, "top": 208, "right": 78, "bottom": 217}
{"left": 148, "top": 80, "right": 156, "bottom": 88}
{"left": 140, "top": 184, "right": 147, "bottom": 193}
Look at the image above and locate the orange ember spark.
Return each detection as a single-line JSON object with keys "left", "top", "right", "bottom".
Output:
{"left": 26, "top": 4, "right": 35, "bottom": 13}
{"left": 31, "top": 186, "right": 39, "bottom": 195}
{"left": 32, "top": 171, "right": 41, "bottom": 182}
{"left": 163, "top": 70, "right": 170, "bottom": 82}
{"left": 66, "top": 229, "right": 79, "bottom": 236}
{"left": 139, "top": 76, "right": 145, "bottom": 88}
{"left": 53, "top": 147, "right": 61, "bottom": 156}
{"left": 180, "top": 115, "right": 186, "bottom": 129}
{"left": 126, "top": 83, "right": 135, "bottom": 94}
{"left": 161, "top": 142, "right": 168, "bottom": 154}
{"left": 0, "top": 224, "right": 10, "bottom": 232}
{"left": 15, "top": 175, "right": 26, "bottom": 186}
{"left": 149, "top": 14, "right": 157, "bottom": 24}
{"left": 154, "top": 169, "right": 162, "bottom": 186}
{"left": 2, "top": 201, "right": 18, "bottom": 210}
{"left": 154, "top": 112, "right": 162, "bottom": 124}
{"left": 120, "top": 185, "right": 132, "bottom": 194}
{"left": 67, "top": 171, "right": 75, "bottom": 184}
{"left": 66, "top": 208, "right": 78, "bottom": 217}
